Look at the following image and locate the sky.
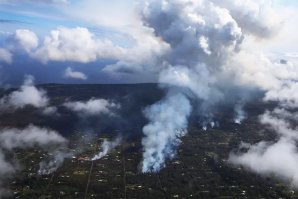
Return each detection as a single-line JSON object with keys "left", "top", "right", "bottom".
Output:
{"left": 0, "top": 0, "right": 297, "bottom": 85}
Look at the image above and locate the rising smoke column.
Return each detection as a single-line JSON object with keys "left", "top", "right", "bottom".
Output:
{"left": 139, "top": 0, "right": 280, "bottom": 172}
{"left": 234, "top": 102, "right": 247, "bottom": 124}
{"left": 92, "top": 137, "right": 122, "bottom": 161}
{"left": 142, "top": 93, "right": 191, "bottom": 172}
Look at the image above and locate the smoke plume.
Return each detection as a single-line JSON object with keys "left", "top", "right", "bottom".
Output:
{"left": 141, "top": 93, "right": 191, "bottom": 172}
{"left": 38, "top": 149, "right": 73, "bottom": 175}
{"left": 138, "top": 0, "right": 280, "bottom": 172}
{"left": 234, "top": 102, "right": 247, "bottom": 124}
{"left": 92, "top": 136, "right": 122, "bottom": 161}
{"left": 0, "top": 125, "right": 68, "bottom": 196}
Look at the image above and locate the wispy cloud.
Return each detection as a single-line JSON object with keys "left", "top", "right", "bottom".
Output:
{"left": 0, "top": 19, "right": 28, "bottom": 24}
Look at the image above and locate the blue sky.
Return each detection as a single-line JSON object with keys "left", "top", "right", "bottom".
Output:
{"left": 283, "top": 0, "right": 298, "bottom": 6}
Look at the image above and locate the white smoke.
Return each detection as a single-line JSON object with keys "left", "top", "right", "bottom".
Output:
{"left": 38, "top": 149, "right": 72, "bottom": 175}
{"left": 0, "top": 0, "right": 297, "bottom": 188}
{"left": 210, "top": 0, "right": 279, "bottom": 37}
{"left": 230, "top": 138, "right": 298, "bottom": 187}
{"left": 0, "top": 125, "right": 68, "bottom": 195}
{"left": 234, "top": 103, "right": 247, "bottom": 124}
{"left": 139, "top": 0, "right": 279, "bottom": 172}
{"left": 92, "top": 137, "right": 122, "bottom": 161}
{"left": 141, "top": 93, "right": 191, "bottom": 172}
{"left": 138, "top": 0, "right": 233, "bottom": 172}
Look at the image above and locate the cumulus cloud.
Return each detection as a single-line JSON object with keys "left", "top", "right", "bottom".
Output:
{"left": 0, "top": 75, "right": 49, "bottom": 110}
{"left": 63, "top": 98, "right": 119, "bottom": 116}
{"left": 8, "top": 24, "right": 169, "bottom": 76}
{"left": 42, "top": 106, "right": 58, "bottom": 116}
{"left": 230, "top": 138, "right": 298, "bottom": 186}
{"left": 229, "top": 109, "right": 298, "bottom": 186}
{"left": 64, "top": 67, "right": 87, "bottom": 80}
{"left": 13, "top": 29, "right": 39, "bottom": 53}
{"left": 264, "top": 82, "right": 298, "bottom": 108}
{"left": 210, "top": 0, "right": 280, "bottom": 37}
{"left": 0, "top": 125, "right": 66, "bottom": 150}
{"left": 32, "top": 26, "right": 124, "bottom": 63}
{"left": 229, "top": 105, "right": 298, "bottom": 187}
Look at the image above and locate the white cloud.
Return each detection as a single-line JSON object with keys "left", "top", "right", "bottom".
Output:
{"left": 263, "top": 82, "right": 298, "bottom": 108}
{"left": 0, "top": 125, "right": 66, "bottom": 150}
{"left": 141, "top": 93, "right": 191, "bottom": 172}
{"left": 64, "top": 67, "right": 87, "bottom": 80}
{"left": 42, "top": 106, "right": 58, "bottom": 116}
{"left": 63, "top": 98, "right": 119, "bottom": 116}
{"left": 14, "top": 29, "right": 39, "bottom": 53}
{"left": 229, "top": 109, "right": 298, "bottom": 187}
{"left": 7, "top": 23, "right": 169, "bottom": 76}
{"left": 0, "top": 48, "right": 12, "bottom": 64}
{"left": 229, "top": 138, "right": 298, "bottom": 187}
{"left": 0, "top": 75, "right": 49, "bottom": 110}
{"left": 211, "top": 0, "right": 280, "bottom": 37}
{"left": 32, "top": 27, "right": 124, "bottom": 63}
